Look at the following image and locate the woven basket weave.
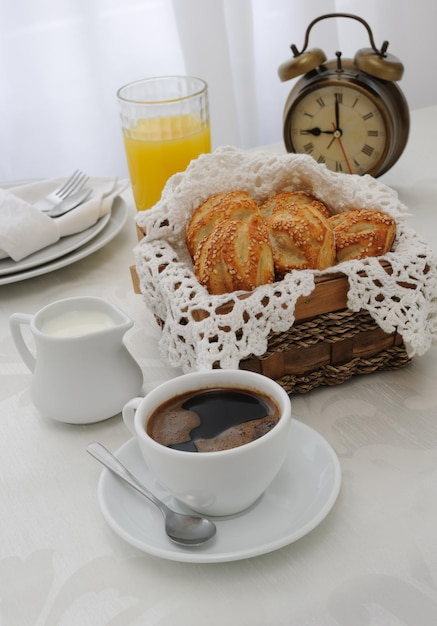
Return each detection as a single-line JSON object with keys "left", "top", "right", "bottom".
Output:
{"left": 238, "top": 308, "right": 411, "bottom": 393}
{"left": 132, "top": 262, "right": 412, "bottom": 393}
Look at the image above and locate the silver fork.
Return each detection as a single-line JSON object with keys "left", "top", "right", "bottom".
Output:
{"left": 33, "top": 170, "right": 89, "bottom": 213}
{"left": 46, "top": 187, "right": 92, "bottom": 218}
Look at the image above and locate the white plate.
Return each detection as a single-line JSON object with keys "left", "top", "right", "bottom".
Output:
{"left": 97, "top": 419, "right": 342, "bottom": 563}
{"left": 0, "top": 197, "right": 128, "bottom": 285}
{"left": 0, "top": 212, "right": 110, "bottom": 276}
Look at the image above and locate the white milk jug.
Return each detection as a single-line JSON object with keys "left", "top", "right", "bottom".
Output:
{"left": 10, "top": 296, "right": 144, "bottom": 424}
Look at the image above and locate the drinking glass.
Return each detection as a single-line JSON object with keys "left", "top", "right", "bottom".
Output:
{"left": 117, "top": 76, "right": 211, "bottom": 211}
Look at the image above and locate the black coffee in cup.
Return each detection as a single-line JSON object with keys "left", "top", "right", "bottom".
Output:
{"left": 147, "top": 387, "right": 281, "bottom": 452}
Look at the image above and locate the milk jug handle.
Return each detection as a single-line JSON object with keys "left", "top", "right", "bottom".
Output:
{"left": 9, "top": 313, "right": 36, "bottom": 372}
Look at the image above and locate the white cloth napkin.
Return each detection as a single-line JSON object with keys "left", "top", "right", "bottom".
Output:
{"left": 0, "top": 177, "right": 129, "bottom": 262}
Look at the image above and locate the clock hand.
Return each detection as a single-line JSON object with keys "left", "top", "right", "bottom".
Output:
{"left": 326, "top": 135, "right": 336, "bottom": 149}
{"left": 302, "top": 127, "right": 335, "bottom": 136}
{"left": 331, "top": 122, "right": 352, "bottom": 174}
{"left": 337, "top": 137, "right": 353, "bottom": 174}
{"left": 334, "top": 93, "right": 340, "bottom": 131}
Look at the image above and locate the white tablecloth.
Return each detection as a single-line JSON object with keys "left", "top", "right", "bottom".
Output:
{"left": 1, "top": 106, "right": 437, "bottom": 625}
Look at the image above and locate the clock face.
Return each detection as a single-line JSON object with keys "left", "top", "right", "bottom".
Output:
{"left": 286, "top": 82, "right": 390, "bottom": 175}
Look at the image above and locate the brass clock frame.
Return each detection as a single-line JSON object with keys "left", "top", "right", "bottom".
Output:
{"left": 279, "top": 13, "right": 410, "bottom": 177}
{"left": 283, "top": 58, "right": 409, "bottom": 177}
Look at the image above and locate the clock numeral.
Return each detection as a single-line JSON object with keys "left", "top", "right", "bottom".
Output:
{"left": 335, "top": 92, "right": 343, "bottom": 104}
{"left": 363, "top": 112, "right": 374, "bottom": 121}
{"left": 367, "top": 130, "right": 379, "bottom": 137}
{"left": 335, "top": 161, "right": 343, "bottom": 172}
{"left": 361, "top": 144, "right": 374, "bottom": 157}
{"left": 316, "top": 97, "right": 325, "bottom": 108}
{"left": 317, "top": 155, "right": 326, "bottom": 164}
{"left": 304, "top": 112, "right": 313, "bottom": 118}
{"left": 352, "top": 98, "right": 359, "bottom": 108}
{"left": 303, "top": 142, "right": 314, "bottom": 154}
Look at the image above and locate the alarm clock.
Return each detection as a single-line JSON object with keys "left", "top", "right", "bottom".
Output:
{"left": 278, "top": 13, "right": 409, "bottom": 177}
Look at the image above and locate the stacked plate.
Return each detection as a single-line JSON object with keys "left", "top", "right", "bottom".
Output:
{"left": 0, "top": 192, "right": 128, "bottom": 285}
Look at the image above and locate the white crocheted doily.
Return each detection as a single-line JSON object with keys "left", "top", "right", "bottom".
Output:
{"left": 134, "top": 147, "right": 437, "bottom": 372}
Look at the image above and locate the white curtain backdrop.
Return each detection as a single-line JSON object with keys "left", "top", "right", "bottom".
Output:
{"left": 1, "top": 0, "right": 436, "bottom": 181}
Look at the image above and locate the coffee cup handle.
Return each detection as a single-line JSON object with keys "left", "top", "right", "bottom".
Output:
{"left": 9, "top": 313, "right": 35, "bottom": 372}
{"left": 122, "top": 397, "right": 143, "bottom": 434}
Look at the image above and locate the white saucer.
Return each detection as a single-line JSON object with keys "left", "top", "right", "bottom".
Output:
{"left": 97, "top": 420, "right": 342, "bottom": 563}
{"left": 0, "top": 197, "right": 128, "bottom": 284}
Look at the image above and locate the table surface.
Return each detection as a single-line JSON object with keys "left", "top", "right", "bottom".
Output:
{"left": 1, "top": 106, "right": 437, "bottom": 625}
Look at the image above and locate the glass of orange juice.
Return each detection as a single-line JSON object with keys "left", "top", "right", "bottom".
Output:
{"left": 117, "top": 76, "right": 211, "bottom": 211}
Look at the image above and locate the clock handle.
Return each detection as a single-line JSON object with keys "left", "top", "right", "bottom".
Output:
{"left": 279, "top": 12, "right": 404, "bottom": 83}
{"left": 295, "top": 13, "right": 383, "bottom": 58}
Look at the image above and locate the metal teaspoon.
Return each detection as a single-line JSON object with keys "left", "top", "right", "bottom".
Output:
{"left": 86, "top": 442, "right": 217, "bottom": 546}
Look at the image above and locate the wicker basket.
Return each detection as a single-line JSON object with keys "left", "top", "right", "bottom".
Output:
{"left": 237, "top": 303, "right": 410, "bottom": 394}
{"left": 131, "top": 259, "right": 411, "bottom": 394}
{"left": 129, "top": 148, "right": 437, "bottom": 394}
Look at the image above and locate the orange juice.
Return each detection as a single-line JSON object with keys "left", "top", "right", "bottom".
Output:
{"left": 123, "top": 114, "right": 211, "bottom": 211}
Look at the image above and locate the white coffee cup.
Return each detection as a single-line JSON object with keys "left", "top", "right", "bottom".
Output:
{"left": 122, "top": 369, "right": 292, "bottom": 516}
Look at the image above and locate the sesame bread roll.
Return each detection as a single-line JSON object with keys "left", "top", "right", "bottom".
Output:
{"left": 193, "top": 213, "right": 274, "bottom": 294}
{"left": 186, "top": 190, "right": 260, "bottom": 258}
{"left": 329, "top": 209, "right": 396, "bottom": 263}
{"left": 264, "top": 204, "right": 336, "bottom": 277}
{"left": 260, "top": 190, "right": 331, "bottom": 220}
